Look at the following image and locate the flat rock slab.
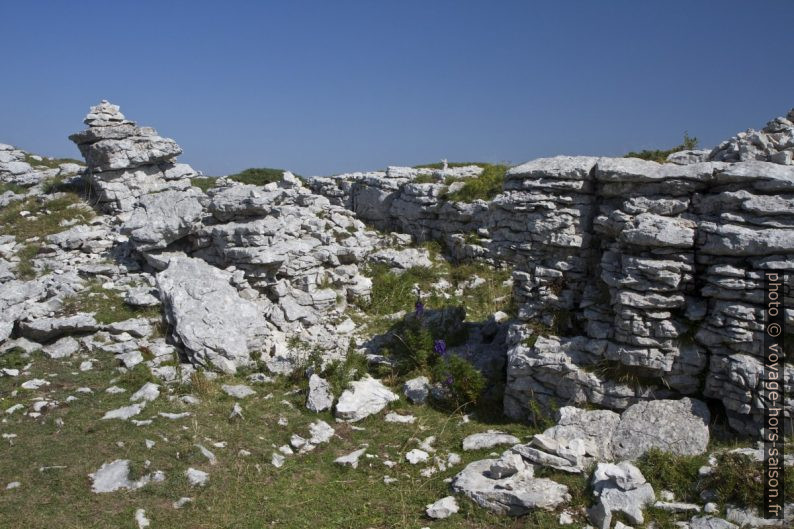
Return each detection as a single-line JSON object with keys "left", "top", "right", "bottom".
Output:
{"left": 334, "top": 375, "right": 398, "bottom": 422}
{"left": 156, "top": 256, "right": 269, "bottom": 373}
{"left": 462, "top": 431, "right": 521, "bottom": 451}
{"left": 611, "top": 398, "right": 710, "bottom": 460}
{"left": 185, "top": 467, "right": 209, "bottom": 487}
{"left": 89, "top": 459, "right": 163, "bottom": 493}
{"left": 102, "top": 403, "right": 145, "bottom": 420}
{"left": 42, "top": 336, "right": 80, "bottom": 359}
{"left": 121, "top": 189, "right": 204, "bottom": 251}
{"left": 221, "top": 384, "right": 256, "bottom": 399}
{"left": 451, "top": 458, "right": 570, "bottom": 516}
{"left": 426, "top": 496, "right": 459, "bottom": 519}
{"left": 130, "top": 382, "right": 160, "bottom": 403}
{"left": 20, "top": 313, "right": 100, "bottom": 341}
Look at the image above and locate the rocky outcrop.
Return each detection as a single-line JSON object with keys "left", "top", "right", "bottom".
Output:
{"left": 0, "top": 143, "right": 83, "bottom": 188}
{"left": 310, "top": 110, "right": 794, "bottom": 439}
{"left": 69, "top": 100, "right": 198, "bottom": 213}
{"left": 309, "top": 166, "right": 491, "bottom": 261}
{"left": 497, "top": 155, "right": 793, "bottom": 438}
{"left": 709, "top": 108, "right": 794, "bottom": 165}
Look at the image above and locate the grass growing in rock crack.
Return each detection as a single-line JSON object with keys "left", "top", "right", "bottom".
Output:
{"left": 227, "top": 167, "right": 303, "bottom": 186}
{"left": 444, "top": 164, "right": 509, "bottom": 203}
{"left": 0, "top": 350, "right": 554, "bottom": 529}
{"left": 14, "top": 242, "right": 42, "bottom": 280}
{"left": 23, "top": 153, "right": 83, "bottom": 169}
{"left": 58, "top": 279, "right": 161, "bottom": 324}
{"left": 190, "top": 177, "right": 217, "bottom": 192}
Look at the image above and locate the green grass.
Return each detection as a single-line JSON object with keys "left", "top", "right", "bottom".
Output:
{"left": 624, "top": 132, "right": 699, "bottom": 163}
{"left": 58, "top": 280, "right": 162, "bottom": 324}
{"left": 444, "top": 164, "right": 509, "bottom": 203}
{"left": 14, "top": 242, "right": 42, "bottom": 280}
{"left": 414, "top": 162, "right": 486, "bottom": 170}
{"left": 23, "top": 153, "right": 83, "bottom": 169}
{"left": 411, "top": 173, "right": 438, "bottom": 184}
{"left": 0, "top": 193, "right": 94, "bottom": 241}
{"left": 701, "top": 451, "right": 794, "bottom": 509}
{"left": 0, "top": 350, "right": 555, "bottom": 529}
{"left": 190, "top": 177, "right": 217, "bottom": 192}
{"left": 0, "top": 182, "right": 28, "bottom": 195}
{"left": 227, "top": 167, "right": 303, "bottom": 186}
{"left": 635, "top": 448, "right": 707, "bottom": 503}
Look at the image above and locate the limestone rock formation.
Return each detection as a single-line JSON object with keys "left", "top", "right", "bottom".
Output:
{"left": 69, "top": 100, "right": 198, "bottom": 213}
{"left": 709, "top": 108, "right": 794, "bottom": 165}
{"left": 156, "top": 256, "right": 271, "bottom": 373}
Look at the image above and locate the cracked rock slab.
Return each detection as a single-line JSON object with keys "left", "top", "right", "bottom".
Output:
{"left": 156, "top": 256, "right": 269, "bottom": 373}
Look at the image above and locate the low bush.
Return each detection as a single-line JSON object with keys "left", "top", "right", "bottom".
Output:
{"left": 625, "top": 132, "right": 699, "bottom": 163}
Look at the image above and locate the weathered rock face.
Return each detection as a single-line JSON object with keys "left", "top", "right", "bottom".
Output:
{"left": 709, "top": 108, "right": 794, "bottom": 165}
{"left": 0, "top": 143, "right": 84, "bottom": 190}
{"left": 309, "top": 166, "right": 491, "bottom": 261}
{"left": 155, "top": 256, "right": 271, "bottom": 373}
{"left": 497, "top": 155, "right": 793, "bottom": 438}
{"left": 69, "top": 100, "right": 197, "bottom": 213}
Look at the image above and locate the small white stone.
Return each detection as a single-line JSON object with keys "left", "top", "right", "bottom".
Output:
{"left": 185, "top": 468, "right": 208, "bottom": 487}
{"left": 173, "top": 497, "right": 193, "bottom": 509}
{"left": 134, "top": 508, "right": 150, "bottom": 529}
{"left": 406, "top": 449, "right": 430, "bottom": 465}
{"left": 425, "top": 496, "right": 459, "bottom": 519}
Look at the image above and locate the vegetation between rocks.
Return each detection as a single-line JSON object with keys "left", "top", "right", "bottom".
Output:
{"left": 624, "top": 132, "right": 699, "bottom": 163}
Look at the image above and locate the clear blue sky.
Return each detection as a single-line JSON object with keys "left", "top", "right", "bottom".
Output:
{"left": 1, "top": 0, "right": 792, "bottom": 177}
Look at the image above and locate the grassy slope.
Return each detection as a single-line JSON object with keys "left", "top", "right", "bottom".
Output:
{"left": 0, "top": 352, "right": 556, "bottom": 529}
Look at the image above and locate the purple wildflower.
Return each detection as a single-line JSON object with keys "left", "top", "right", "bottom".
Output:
{"left": 433, "top": 339, "right": 447, "bottom": 356}
{"left": 414, "top": 300, "right": 425, "bottom": 317}
{"left": 444, "top": 374, "right": 454, "bottom": 386}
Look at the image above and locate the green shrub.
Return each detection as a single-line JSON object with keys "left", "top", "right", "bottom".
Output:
{"left": 625, "top": 132, "right": 699, "bottom": 163}
{"left": 389, "top": 317, "right": 434, "bottom": 374}
{"left": 0, "top": 348, "right": 30, "bottom": 370}
{"left": 15, "top": 243, "right": 41, "bottom": 279}
{"left": 59, "top": 280, "right": 160, "bottom": 324}
{"left": 431, "top": 353, "right": 485, "bottom": 408}
{"left": 323, "top": 349, "right": 369, "bottom": 396}
{"left": 23, "top": 153, "right": 82, "bottom": 169}
{"left": 0, "top": 194, "right": 94, "bottom": 240}
{"left": 116, "top": 363, "right": 156, "bottom": 390}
